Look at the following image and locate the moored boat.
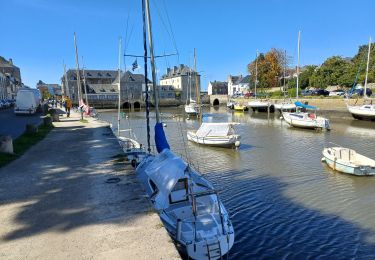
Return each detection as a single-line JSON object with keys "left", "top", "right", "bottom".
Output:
{"left": 282, "top": 102, "right": 331, "bottom": 130}
{"left": 347, "top": 104, "right": 375, "bottom": 121}
{"left": 187, "top": 122, "right": 241, "bottom": 147}
{"left": 233, "top": 103, "right": 248, "bottom": 111}
{"left": 322, "top": 147, "right": 375, "bottom": 176}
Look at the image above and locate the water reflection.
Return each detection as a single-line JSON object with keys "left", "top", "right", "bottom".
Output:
{"left": 99, "top": 106, "right": 375, "bottom": 258}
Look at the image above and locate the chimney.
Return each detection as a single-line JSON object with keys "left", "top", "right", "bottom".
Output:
{"left": 9, "top": 58, "right": 13, "bottom": 65}
{"left": 180, "top": 64, "right": 184, "bottom": 69}
{"left": 167, "top": 68, "right": 170, "bottom": 74}
{"left": 173, "top": 66, "right": 178, "bottom": 73}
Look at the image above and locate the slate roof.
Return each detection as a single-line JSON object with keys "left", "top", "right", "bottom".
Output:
{"left": 66, "top": 69, "right": 118, "bottom": 79}
{"left": 210, "top": 81, "right": 228, "bottom": 88}
{"left": 238, "top": 75, "right": 251, "bottom": 84}
{"left": 114, "top": 70, "right": 151, "bottom": 83}
{"left": 161, "top": 64, "right": 197, "bottom": 79}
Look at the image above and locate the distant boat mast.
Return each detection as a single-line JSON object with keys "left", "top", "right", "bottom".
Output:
{"left": 296, "top": 30, "right": 301, "bottom": 100}
{"left": 364, "top": 36, "right": 372, "bottom": 99}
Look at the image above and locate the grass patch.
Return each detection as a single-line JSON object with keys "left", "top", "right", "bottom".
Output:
{"left": 80, "top": 119, "right": 89, "bottom": 123}
{"left": 0, "top": 124, "right": 54, "bottom": 168}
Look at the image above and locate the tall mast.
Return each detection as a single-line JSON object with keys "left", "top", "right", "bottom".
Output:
{"left": 194, "top": 48, "right": 201, "bottom": 124}
{"left": 145, "top": 0, "right": 160, "bottom": 123}
{"left": 255, "top": 50, "right": 258, "bottom": 99}
{"left": 74, "top": 32, "right": 82, "bottom": 104}
{"left": 63, "top": 63, "right": 70, "bottom": 98}
{"left": 296, "top": 30, "right": 301, "bottom": 100}
{"left": 142, "top": 0, "right": 151, "bottom": 153}
{"left": 81, "top": 57, "right": 89, "bottom": 108}
{"left": 117, "top": 37, "right": 122, "bottom": 137}
{"left": 283, "top": 50, "right": 286, "bottom": 95}
{"left": 364, "top": 36, "right": 372, "bottom": 98}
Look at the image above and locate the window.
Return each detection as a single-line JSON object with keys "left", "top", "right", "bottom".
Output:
{"left": 169, "top": 178, "right": 188, "bottom": 204}
{"left": 98, "top": 72, "right": 102, "bottom": 77}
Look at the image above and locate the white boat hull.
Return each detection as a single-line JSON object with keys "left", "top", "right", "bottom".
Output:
{"left": 282, "top": 112, "right": 330, "bottom": 130}
{"left": 322, "top": 147, "right": 375, "bottom": 176}
{"left": 347, "top": 105, "right": 375, "bottom": 121}
{"left": 274, "top": 102, "right": 296, "bottom": 111}
{"left": 187, "top": 131, "right": 240, "bottom": 147}
{"left": 185, "top": 104, "right": 198, "bottom": 115}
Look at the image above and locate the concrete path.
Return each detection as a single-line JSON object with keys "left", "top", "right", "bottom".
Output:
{"left": 0, "top": 112, "right": 180, "bottom": 259}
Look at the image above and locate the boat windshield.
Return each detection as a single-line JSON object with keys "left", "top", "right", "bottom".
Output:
{"left": 194, "top": 193, "right": 220, "bottom": 216}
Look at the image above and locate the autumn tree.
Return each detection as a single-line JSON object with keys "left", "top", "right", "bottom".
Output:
{"left": 247, "top": 48, "right": 286, "bottom": 90}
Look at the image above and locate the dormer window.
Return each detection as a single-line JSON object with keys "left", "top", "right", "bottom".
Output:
{"left": 87, "top": 72, "right": 92, "bottom": 77}
{"left": 100, "top": 88, "right": 105, "bottom": 92}
{"left": 98, "top": 72, "right": 102, "bottom": 77}
{"left": 106, "top": 73, "right": 111, "bottom": 77}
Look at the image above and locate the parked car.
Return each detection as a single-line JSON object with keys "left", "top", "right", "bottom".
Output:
{"left": 312, "top": 89, "right": 330, "bottom": 96}
{"left": 351, "top": 88, "right": 372, "bottom": 97}
{"left": 244, "top": 92, "right": 253, "bottom": 98}
{"left": 301, "top": 90, "right": 313, "bottom": 96}
{"left": 329, "top": 90, "right": 345, "bottom": 96}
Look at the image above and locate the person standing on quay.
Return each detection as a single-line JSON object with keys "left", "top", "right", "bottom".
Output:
{"left": 65, "top": 97, "right": 72, "bottom": 118}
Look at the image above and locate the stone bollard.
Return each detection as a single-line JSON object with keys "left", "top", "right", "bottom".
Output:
{"left": 26, "top": 124, "right": 38, "bottom": 134}
{"left": 43, "top": 115, "right": 53, "bottom": 126}
{"left": 0, "top": 135, "right": 14, "bottom": 154}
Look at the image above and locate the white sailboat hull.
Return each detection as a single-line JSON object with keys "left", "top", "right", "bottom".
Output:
{"left": 136, "top": 150, "right": 235, "bottom": 260}
{"left": 247, "top": 100, "right": 269, "bottom": 108}
{"left": 282, "top": 112, "right": 330, "bottom": 130}
{"left": 187, "top": 131, "right": 240, "bottom": 147}
{"left": 185, "top": 104, "right": 198, "bottom": 115}
{"left": 347, "top": 104, "right": 375, "bottom": 121}
{"left": 322, "top": 147, "right": 375, "bottom": 176}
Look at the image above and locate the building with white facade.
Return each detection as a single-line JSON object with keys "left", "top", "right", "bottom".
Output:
{"left": 227, "top": 74, "right": 251, "bottom": 96}
{"left": 160, "top": 64, "right": 200, "bottom": 101}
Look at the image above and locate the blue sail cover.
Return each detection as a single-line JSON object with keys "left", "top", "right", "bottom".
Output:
{"left": 155, "top": 122, "right": 170, "bottom": 153}
{"left": 294, "top": 101, "right": 318, "bottom": 110}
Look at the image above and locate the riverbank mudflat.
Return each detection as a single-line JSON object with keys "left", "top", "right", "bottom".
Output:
{"left": 0, "top": 111, "right": 180, "bottom": 259}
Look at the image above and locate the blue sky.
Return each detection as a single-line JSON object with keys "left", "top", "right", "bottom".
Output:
{"left": 1, "top": 0, "right": 374, "bottom": 90}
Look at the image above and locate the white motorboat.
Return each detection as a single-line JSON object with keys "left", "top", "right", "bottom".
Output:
{"left": 322, "top": 147, "right": 375, "bottom": 176}
{"left": 247, "top": 99, "right": 270, "bottom": 112}
{"left": 274, "top": 101, "right": 296, "bottom": 111}
{"left": 347, "top": 104, "right": 375, "bottom": 121}
{"left": 187, "top": 122, "right": 241, "bottom": 148}
{"left": 137, "top": 147, "right": 235, "bottom": 259}
{"left": 282, "top": 102, "right": 331, "bottom": 130}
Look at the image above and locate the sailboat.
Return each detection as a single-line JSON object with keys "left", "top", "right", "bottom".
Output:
{"left": 282, "top": 31, "right": 331, "bottom": 131}
{"left": 347, "top": 37, "right": 375, "bottom": 121}
{"left": 184, "top": 68, "right": 199, "bottom": 116}
{"left": 187, "top": 49, "right": 241, "bottom": 148}
{"left": 274, "top": 50, "right": 296, "bottom": 112}
{"left": 247, "top": 50, "right": 271, "bottom": 112}
{"left": 111, "top": 37, "right": 146, "bottom": 167}
{"left": 135, "top": 1, "right": 234, "bottom": 259}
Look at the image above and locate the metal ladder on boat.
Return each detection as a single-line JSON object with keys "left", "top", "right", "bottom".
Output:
{"left": 206, "top": 241, "right": 222, "bottom": 260}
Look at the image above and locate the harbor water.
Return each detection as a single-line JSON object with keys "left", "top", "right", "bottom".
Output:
{"left": 99, "top": 107, "right": 375, "bottom": 259}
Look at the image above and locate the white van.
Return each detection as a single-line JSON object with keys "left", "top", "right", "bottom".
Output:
{"left": 14, "top": 90, "right": 38, "bottom": 115}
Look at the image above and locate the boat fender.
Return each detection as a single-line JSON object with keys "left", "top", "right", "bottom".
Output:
{"left": 321, "top": 157, "right": 326, "bottom": 162}
{"left": 235, "top": 141, "right": 241, "bottom": 148}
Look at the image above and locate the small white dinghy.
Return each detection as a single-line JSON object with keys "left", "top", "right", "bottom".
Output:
{"left": 322, "top": 147, "right": 375, "bottom": 176}
{"left": 187, "top": 122, "right": 241, "bottom": 148}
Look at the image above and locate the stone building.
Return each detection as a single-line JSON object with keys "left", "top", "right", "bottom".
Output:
{"left": 61, "top": 69, "right": 151, "bottom": 108}
{"left": 0, "top": 56, "right": 22, "bottom": 99}
{"left": 208, "top": 81, "right": 228, "bottom": 95}
{"left": 160, "top": 64, "right": 201, "bottom": 101}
